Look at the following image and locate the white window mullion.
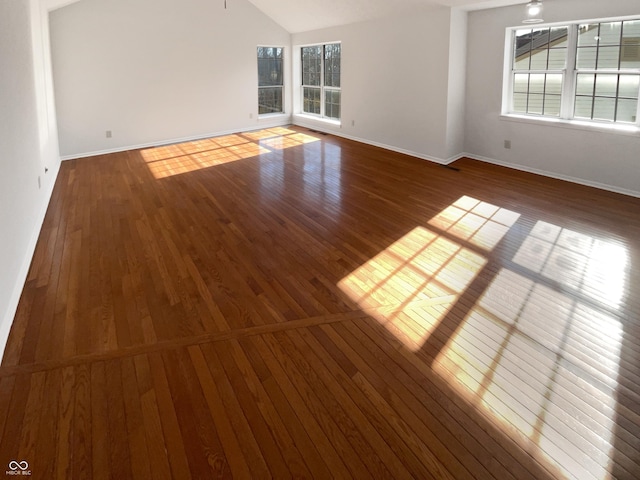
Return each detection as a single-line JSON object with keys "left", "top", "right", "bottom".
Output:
{"left": 257, "top": 46, "right": 285, "bottom": 116}
{"left": 506, "top": 17, "right": 640, "bottom": 128}
{"left": 320, "top": 45, "right": 326, "bottom": 117}
{"left": 561, "top": 24, "right": 579, "bottom": 119}
{"left": 300, "top": 42, "right": 341, "bottom": 120}
{"left": 504, "top": 30, "right": 516, "bottom": 115}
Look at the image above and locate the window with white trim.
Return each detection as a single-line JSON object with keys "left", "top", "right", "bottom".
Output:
{"left": 257, "top": 46, "right": 284, "bottom": 115}
{"left": 506, "top": 18, "right": 640, "bottom": 126}
{"left": 301, "top": 43, "right": 341, "bottom": 120}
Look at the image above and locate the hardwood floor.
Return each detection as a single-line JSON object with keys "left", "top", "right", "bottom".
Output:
{"left": 1, "top": 125, "right": 639, "bottom": 479}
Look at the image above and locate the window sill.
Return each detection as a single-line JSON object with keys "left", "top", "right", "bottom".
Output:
{"left": 293, "top": 113, "right": 341, "bottom": 127}
{"left": 500, "top": 114, "right": 640, "bottom": 137}
{"left": 258, "top": 112, "right": 288, "bottom": 120}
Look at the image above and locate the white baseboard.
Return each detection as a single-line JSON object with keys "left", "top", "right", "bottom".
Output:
{"left": 463, "top": 152, "right": 640, "bottom": 199}
{"left": 61, "top": 118, "right": 293, "bottom": 161}
{"left": 68, "top": 117, "right": 635, "bottom": 199}
{"left": 291, "top": 119, "right": 458, "bottom": 165}
{"left": 292, "top": 119, "right": 639, "bottom": 198}
{"left": 0, "top": 160, "right": 61, "bottom": 361}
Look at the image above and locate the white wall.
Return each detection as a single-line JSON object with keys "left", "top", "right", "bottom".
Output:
{"left": 0, "top": 0, "right": 61, "bottom": 358}
{"left": 465, "top": 0, "right": 640, "bottom": 197}
{"left": 50, "top": 0, "right": 291, "bottom": 158}
{"left": 291, "top": 8, "right": 466, "bottom": 163}
{"left": 445, "top": 7, "right": 468, "bottom": 160}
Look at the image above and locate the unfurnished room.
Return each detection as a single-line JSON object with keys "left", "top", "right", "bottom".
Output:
{"left": 1, "top": 0, "right": 639, "bottom": 478}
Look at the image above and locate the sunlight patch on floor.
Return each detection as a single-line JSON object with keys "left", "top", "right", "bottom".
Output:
{"left": 338, "top": 196, "right": 520, "bottom": 351}
{"left": 144, "top": 143, "right": 271, "bottom": 179}
{"left": 513, "top": 221, "right": 629, "bottom": 309}
{"left": 433, "top": 221, "right": 629, "bottom": 480}
{"left": 338, "top": 224, "right": 486, "bottom": 351}
{"left": 141, "top": 128, "right": 320, "bottom": 179}
{"left": 337, "top": 194, "right": 520, "bottom": 344}
{"left": 428, "top": 195, "right": 521, "bottom": 250}
{"left": 241, "top": 127, "right": 297, "bottom": 141}
{"left": 260, "top": 132, "right": 320, "bottom": 150}
{"left": 339, "top": 193, "right": 630, "bottom": 479}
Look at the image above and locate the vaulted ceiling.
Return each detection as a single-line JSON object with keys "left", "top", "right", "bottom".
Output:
{"left": 46, "top": 0, "right": 530, "bottom": 34}
{"left": 246, "top": 0, "right": 529, "bottom": 33}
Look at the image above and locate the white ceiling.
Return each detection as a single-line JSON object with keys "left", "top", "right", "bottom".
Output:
{"left": 47, "top": 0, "right": 530, "bottom": 33}
{"left": 246, "top": 0, "right": 529, "bottom": 33}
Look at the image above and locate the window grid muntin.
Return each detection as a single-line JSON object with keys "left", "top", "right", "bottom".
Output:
{"left": 324, "top": 88, "right": 341, "bottom": 119}
{"left": 303, "top": 86, "right": 321, "bottom": 115}
{"left": 574, "top": 73, "right": 639, "bottom": 123}
{"left": 257, "top": 46, "right": 284, "bottom": 115}
{"left": 512, "top": 27, "right": 567, "bottom": 118}
{"left": 301, "top": 43, "right": 341, "bottom": 119}
{"left": 508, "top": 18, "right": 640, "bottom": 127}
{"left": 258, "top": 87, "right": 284, "bottom": 115}
{"left": 302, "top": 46, "right": 322, "bottom": 87}
{"left": 324, "top": 44, "right": 341, "bottom": 88}
{"left": 575, "top": 20, "right": 640, "bottom": 124}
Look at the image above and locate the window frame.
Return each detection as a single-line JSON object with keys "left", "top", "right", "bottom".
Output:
{"left": 257, "top": 45, "right": 285, "bottom": 117}
{"left": 300, "top": 42, "right": 341, "bottom": 121}
{"left": 503, "top": 16, "right": 640, "bottom": 133}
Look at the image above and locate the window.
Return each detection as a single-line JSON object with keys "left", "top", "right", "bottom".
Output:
{"left": 512, "top": 27, "right": 568, "bottom": 116}
{"left": 302, "top": 43, "right": 341, "bottom": 120}
{"left": 575, "top": 21, "right": 640, "bottom": 123}
{"left": 506, "top": 18, "right": 640, "bottom": 127}
{"left": 258, "top": 47, "right": 284, "bottom": 115}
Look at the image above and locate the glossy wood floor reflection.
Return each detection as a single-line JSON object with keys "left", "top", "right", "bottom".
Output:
{"left": 2, "top": 126, "right": 640, "bottom": 479}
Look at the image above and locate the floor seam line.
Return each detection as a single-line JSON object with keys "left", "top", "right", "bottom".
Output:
{"left": 0, "top": 295, "right": 455, "bottom": 377}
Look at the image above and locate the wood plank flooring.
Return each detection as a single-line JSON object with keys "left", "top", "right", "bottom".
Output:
{"left": 1, "top": 125, "right": 639, "bottom": 479}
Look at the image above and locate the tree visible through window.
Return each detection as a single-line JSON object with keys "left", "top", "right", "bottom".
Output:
{"left": 258, "top": 47, "right": 284, "bottom": 115}
{"left": 302, "top": 43, "right": 341, "bottom": 120}
{"left": 302, "top": 45, "right": 322, "bottom": 115}
{"left": 507, "top": 18, "right": 640, "bottom": 126}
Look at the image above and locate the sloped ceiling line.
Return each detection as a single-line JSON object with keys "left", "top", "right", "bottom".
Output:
{"left": 246, "top": 0, "right": 528, "bottom": 33}
{"left": 47, "top": 0, "right": 529, "bottom": 33}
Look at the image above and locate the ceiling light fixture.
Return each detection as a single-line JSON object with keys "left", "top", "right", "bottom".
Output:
{"left": 523, "top": 0, "right": 544, "bottom": 24}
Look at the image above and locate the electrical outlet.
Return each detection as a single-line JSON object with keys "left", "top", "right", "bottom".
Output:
{"left": 250, "top": 113, "right": 254, "bottom": 119}
{"left": 504, "top": 140, "right": 511, "bottom": 149}
{"left": 351, "top": 120, "right": 355, "bottom": 127}
{"left": 38, "top": 176, "right": 41, "bottom": 189}
{"left": 106, "top": 130, "right": 112, "bottom": 138}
